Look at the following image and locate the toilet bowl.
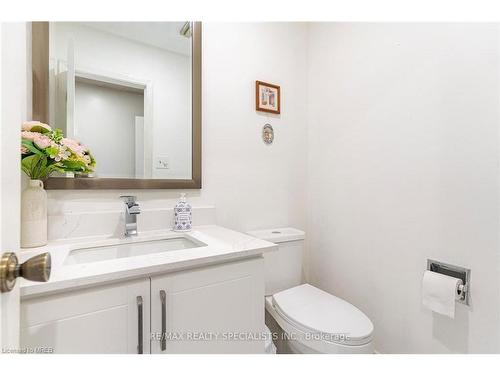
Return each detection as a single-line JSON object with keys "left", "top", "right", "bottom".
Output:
{"left": 264, "top": 325, "right": 277, "bottom": 354}
{"left": 266, "top": 284, "right": 373, "bottom": 354}
{"left": 247, "top": 228, "right": 374, "bottom": 354}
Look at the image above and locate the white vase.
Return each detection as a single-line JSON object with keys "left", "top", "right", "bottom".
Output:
{"left": 21, "top": 179, "right": 48, "bottom": 248}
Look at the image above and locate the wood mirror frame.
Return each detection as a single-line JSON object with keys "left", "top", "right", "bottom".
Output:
{"left": 31, "top": 22, "right": 202, "bottom": 189}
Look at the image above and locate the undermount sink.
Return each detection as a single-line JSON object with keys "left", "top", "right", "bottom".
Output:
{"left": 64, "top": 236, "right": 207, "bottom": 265}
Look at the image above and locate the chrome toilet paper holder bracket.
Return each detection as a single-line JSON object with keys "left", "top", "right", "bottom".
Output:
{"left": 427, "top": 259, "right": 471, "bottom": 306}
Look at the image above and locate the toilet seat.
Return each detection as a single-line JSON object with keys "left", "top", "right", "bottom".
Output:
{"left": 268, "top": 284, "right": 374, "bottom": 353}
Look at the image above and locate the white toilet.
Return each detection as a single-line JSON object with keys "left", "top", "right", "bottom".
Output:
{"left": 248, "top": 228, "right": 374, "bottom": 354}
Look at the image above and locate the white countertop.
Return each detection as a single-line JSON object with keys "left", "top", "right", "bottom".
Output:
{"left": 19, "top": 225, "right": 277, "bottom": 298}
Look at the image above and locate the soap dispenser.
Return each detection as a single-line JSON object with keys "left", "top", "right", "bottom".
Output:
{"left": 173, "top": 193, "right": 192, "bottom": 232}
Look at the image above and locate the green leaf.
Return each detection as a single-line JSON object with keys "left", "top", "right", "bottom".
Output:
{"left": 32, "top": 156, "right": 43, "bottom": 179}
{"left": 21, "top": 154, "right": 36, "bottom": 169}
{"left": 41, "top": 164, "right": 64, "bottom": 179}
{"left": 21, "top": 163, "right": 31, "bottom": 176}
{"left": 21, "top": 154, "right": 56, "bottom": 179}
{"left": 21, "top": 140, "right": 44, "bottom": 156}
{"left": 21, "top": 154, "right": 41, "bottom": 179}
{"left": 60, "top": 159, "right": 86, "bottom": 171}
{"left": 49, "top": 128, "right": 63, "bottom": 143}
{"left": 34, "top": 155, "right": 48, "bottom": 179}
{"left": 45, "top": 146, "right": 59, "bottom": 158}
{"left": 29, "top": 125, "right": 51, "bottom": 134}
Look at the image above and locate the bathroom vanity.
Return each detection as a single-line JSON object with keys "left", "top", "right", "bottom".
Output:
{"left": 19, "top": 226, "right": 276, "bottom": 354}
{"left": 15, "top": 22, "right": 274, "bottom": 355}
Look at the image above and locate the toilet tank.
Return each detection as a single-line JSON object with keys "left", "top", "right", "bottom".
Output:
{"left": 247, "top": 227, "right": 305, "bottom": 296}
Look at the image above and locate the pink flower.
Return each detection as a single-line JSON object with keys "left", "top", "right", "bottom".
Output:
{"left": 21, "top": 131, "right": 38, "bottom": 141}
{"left": 21, "top": 131, "right": 51, "bottom": 149}
{"left": 34, "top": 134, "right": 51, "bottom": 149}
{"left": 22, "top": 121, "right": 52, "bottom": 132}
{"left": 61, "top": 138, "right": 87, "bottom": 156}
{"left": 21, "top": 146, "right": 29, "bottom": 154}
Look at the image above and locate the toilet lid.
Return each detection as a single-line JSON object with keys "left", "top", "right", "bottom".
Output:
{"left": 272, "top": 284, "right": 374, "bottom": 346}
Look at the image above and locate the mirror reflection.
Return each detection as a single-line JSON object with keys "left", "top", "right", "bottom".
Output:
{"left": 49, "top": 22, "right": 193, "bottom": 179}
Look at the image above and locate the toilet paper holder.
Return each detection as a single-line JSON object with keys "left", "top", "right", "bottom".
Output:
{"left": 427, "top": 259, "right": 470, "bottom": 306}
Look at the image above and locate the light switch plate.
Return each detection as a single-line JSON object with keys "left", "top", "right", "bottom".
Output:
{"left": 155, "top": 156, "right": 169, "bottom": 169}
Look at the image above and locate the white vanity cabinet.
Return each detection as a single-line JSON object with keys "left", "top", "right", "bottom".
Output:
{"left": 20, "top": 257, "right": 265, "bottom": 354}
{"left": 150, "top": 257, "right": 265, "bottom": 354}
{"left": 20, "top": 278, "right": 150, "bottom": 354}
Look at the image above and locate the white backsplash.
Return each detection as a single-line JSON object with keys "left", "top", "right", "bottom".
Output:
{"left": 47, "top": 206, "right": 216, "bottom": 241}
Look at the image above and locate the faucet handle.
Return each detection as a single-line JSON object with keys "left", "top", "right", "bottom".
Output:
{"left": 120, "top": 195, "right": 137, "bottom": 204}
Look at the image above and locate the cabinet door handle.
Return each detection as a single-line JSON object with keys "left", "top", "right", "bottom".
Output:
{"left": 137, "top": 296, "right": 143, "bottom": 354}
{"left": 160, "top": 290, "right": 166, "bottom": 351}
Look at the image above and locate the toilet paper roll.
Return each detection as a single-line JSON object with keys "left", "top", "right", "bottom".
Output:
{"left": 422, "top": 270, "right": 463, "bottom": 319}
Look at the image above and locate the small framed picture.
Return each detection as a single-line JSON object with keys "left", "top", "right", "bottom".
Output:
{"left": 256, "top": 80, "right": 280, "bottom": 114}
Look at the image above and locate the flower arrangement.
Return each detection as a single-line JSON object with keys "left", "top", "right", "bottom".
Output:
{"left": 21, "top": 121, "right": 95, "bottom": 180}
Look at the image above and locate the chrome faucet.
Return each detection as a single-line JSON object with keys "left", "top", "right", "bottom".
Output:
{"left": 120, "top": 196, "right": 141, "bottom": 236}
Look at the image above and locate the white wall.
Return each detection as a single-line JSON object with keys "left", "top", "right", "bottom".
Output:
{"left": 74, "top": 81, "right": 144, "bottom": 178}
{"left": 51, "top": 23, "right": 192, "bottom": 179}
{"left": 307, "top": 23, "right": 500, "bottom": 353}
{"left": 46, "top": 23, "right": 308, "bottom": 233}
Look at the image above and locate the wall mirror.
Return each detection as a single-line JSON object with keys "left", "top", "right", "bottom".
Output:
{"left": 32, "top": 22, "right": 201, "bottom": 189}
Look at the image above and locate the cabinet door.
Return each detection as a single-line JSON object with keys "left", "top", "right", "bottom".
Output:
{"left": 21, "top": 278, "right": 150, "bottom": 354}
{"left": 151, "top": 257, "right": 265, "bottom": 354}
